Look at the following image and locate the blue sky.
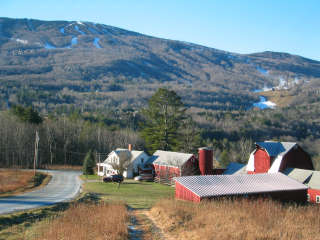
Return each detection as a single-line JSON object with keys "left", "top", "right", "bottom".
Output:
{"left": 1, "top": 0, "right": 319, "bottom": 60}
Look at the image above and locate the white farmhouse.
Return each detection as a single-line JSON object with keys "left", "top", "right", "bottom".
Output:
{"left": 97, "top": 148, "right": 150, "bottom": 178}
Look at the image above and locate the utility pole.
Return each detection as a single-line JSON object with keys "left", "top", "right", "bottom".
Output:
{"left": 34, "top": 130, "right": 40, "bottom": 176}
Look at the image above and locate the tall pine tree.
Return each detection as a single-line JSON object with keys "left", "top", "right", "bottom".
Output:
{"left": 141, "top": 88, "right": 186, "bottom": 152}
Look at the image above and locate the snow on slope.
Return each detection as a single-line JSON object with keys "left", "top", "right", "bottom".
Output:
{"left": 74, "top": 25, "right": 85, "bottom": 35}
{"left": 93, "top": 38, "right": 101, "bottom": 48}
{"left": 44, "top": 42, "right": 56, "bottom": 49}
{"left": 253, "top": 96, "right": 276, "bottom": 109}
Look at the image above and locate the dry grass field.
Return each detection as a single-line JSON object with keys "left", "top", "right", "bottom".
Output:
{"left": 34, "top": 202, "right": 129, "bottom": 240}
{"left": 0, "top": 169, "right": 36, "bottom": 194}
{"left": 151, "top": 198, "right": 320, "bottom": 240}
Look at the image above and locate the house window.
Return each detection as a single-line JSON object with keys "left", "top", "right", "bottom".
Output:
{"left": 141, "top": 158, "right": 144, "bottom": 163}
{"left": 316, "top": 195, "right": 320, "bottom": 204}
{"left": 307, "top": 194, "right": 310, "bottom": 202}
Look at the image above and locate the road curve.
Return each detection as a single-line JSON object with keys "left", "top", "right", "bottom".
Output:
{"left": 0, "top": 170, "right": 82, "bottom": 215}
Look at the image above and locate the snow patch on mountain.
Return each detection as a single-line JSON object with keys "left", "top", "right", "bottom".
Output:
{"left": 93, "top": 38, "right": 101, "bottom": 48}
{"left": 44, "top": 42, "right": 56, "bottom": 49}
{"left": 71, "top": 37, "right": 77, "bottom": 46}
{"left": 74, "top": 25, "right": 85, "bottom": 35}
{"left": 77, "top": 21, "right": 84, "bottom": 25}
{"left": 256, "top": 66, "right": 269, "bottom": 76}
{"left": 15, "top": 38, "right": 28, "bottom": 44}
{"left": 253, "top": 96, "right": 276, "bottom": 109}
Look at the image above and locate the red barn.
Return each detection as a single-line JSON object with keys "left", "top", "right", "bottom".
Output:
{"left": 284, "top": 168, "right": 320, "bottom": 204}
{"left": 174, "top": 173, "right": 308, "bottom": 203}
{"left": 152, "top": 150, "right": 199, "bottom": 184}
{"left": 246, "top": 141, "right": 313, "bottom": 174}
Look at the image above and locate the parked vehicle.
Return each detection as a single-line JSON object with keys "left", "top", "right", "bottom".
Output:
{"left": 134, "top": 173, "right": 154, "bottom": 181}
{"left": 103, "top": 174, "right": 124, "bottom": 183}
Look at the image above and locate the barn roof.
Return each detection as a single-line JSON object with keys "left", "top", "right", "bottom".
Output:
{"left": 282, "top": 168, "right": 313, "bottom": 184}
{"left": 152, "top": 150, "right": 194, "bottom": 168}
{"left": 256, "top": 141, "right": 297, "bottom": 157}
{"left": 174, "top": 173, "right": 307, "bottom": 198}
{"left": 224, "top": 162, "right": 247, "bottom": 175}
{"left": 307, "top": 171, "right": 320, "bottom": 189}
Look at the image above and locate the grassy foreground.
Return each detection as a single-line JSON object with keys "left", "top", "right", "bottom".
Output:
{"left": 0, "top": 169, "right": 48, "bottom": 196}
{"left": 83, "top": 179, "right": 175, "bottom": 209}
{"left": 151, "top": 198, "right": 320, "bottom": 240}
{"left": 34, "top": 202, "right": 128, "bottom": 240}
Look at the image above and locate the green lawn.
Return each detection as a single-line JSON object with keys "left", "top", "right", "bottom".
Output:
{"left": 79, "top": 174, "right": 101, "bottom": 180}
{"left": 83, "top": 180, "right": 175, "bottom": 209}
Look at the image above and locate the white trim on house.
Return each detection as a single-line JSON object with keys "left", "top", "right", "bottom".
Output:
{"left": 97, "top": 149, "right": 150, "bottom": 178}
{"left": 316, "top": 195, "right": 320, "bottom": 204}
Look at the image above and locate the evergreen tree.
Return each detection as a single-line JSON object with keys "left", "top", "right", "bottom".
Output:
{"left": 82, "top": 150, "right": 96, "bottom": 175}
{"left": 11, "top": 105, "right": 43, "bottom": 124}
{"left": 141, "top": 88, "right": 186, "bottom": 152}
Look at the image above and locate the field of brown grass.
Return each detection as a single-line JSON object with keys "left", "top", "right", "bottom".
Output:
{"left": 42, "top": 164, "right": 83, "bottom": 171}
{"left": 151, "top": 198, "right": 320, "bottom": 240}
{"left": 0, "top": 169, "right": 35, "bottom": 194}
{"left": 34, "top": 202, "right": 128, "bottom": 240}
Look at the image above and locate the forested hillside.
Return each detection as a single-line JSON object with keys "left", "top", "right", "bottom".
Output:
{"left": 0, "top": 17, "right": 320, "bottom": 113}
{"left": 0, "top": 17, "right": 319, "bottom": 170}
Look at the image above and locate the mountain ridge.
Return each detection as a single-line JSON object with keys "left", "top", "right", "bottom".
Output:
{"left": 0, "top": 17, "right": 319, "bottom": 112}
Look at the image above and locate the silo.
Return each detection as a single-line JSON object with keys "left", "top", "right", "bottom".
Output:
{"left": 198, "top": 147, "right": 213, "bottom": 175}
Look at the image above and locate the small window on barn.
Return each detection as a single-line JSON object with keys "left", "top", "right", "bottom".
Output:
{"left": 316, "top": 195, "right": 320, "bottom": 204}
{"left": 307, "top": 194, "right": 310, "bottom": 202}
{"left": 141, "top": 158, "right": 144, "bottom": 163}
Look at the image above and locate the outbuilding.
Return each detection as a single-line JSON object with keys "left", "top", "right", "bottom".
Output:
{"left": 283, "top": 168, "right": 320, "bottom": 204}
{"left": 152, "top": 150, "right": 198, "bottom": 184}
{"left": 174, "top": 173, "right": 308, "bottom": 203}
{"left": 246, "top": 141, "right": 313, "bottom": 174}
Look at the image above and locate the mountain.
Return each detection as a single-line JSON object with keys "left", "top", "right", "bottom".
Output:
{"left": 0, "top": 17, "right": 319, "bottom": 113}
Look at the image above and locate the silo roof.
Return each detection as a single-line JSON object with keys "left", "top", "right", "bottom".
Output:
{"left": 174, "top": 173, "right": 307, "bottom": 198}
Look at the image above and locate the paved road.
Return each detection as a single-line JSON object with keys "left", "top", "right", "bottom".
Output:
{"left": 0, "top": 170, "right": 82, "bottom": 215}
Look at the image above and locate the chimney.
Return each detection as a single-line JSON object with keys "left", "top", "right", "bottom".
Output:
{"left": 198, "top": 147, "right": 213, "bottom": 175}
{"left": 128, "top": 144, "right": 132, "bottom": 151}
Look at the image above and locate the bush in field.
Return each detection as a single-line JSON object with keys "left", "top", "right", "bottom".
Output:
{"left": 82, "top": 150, "right": 95, "bottom": 175}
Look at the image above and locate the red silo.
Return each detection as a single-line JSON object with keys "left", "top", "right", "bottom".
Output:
{"left": 198, "top": 147, "right": 213, "bottom": 175}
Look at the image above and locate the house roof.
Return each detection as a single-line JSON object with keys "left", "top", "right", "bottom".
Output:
{"left": 174, "top": 173, "right": 307, "bottom": 198}
{"left": 282, "top": 168, "right": 313, "bottom": 184}
{"left": 224, "top": 162, "right": 247, "bottom": 175}
{"left": 256, "top": 141, "right": 297, "bottom": 157}
{"left": 152, "top": 150, "right": 194, "bottom": 168}
{"left": 103, "top": 149, "right": 145, "bottom": 163}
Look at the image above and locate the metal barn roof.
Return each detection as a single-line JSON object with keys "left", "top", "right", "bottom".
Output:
{"left": 174, "top": 173, "right": 307, "bottom": 198}
{"left": 308, "top": 171, "right": 320, "bottom": 189}
{"left": 224, "top": 162, "right": 247, "bottom": 175}
{"left": 256, "top": 141, "right": 297, "bottom": 157}
{"left": 152, "top": 150, "right": 194, "bottom": 168}
{"left": 282, "top": 168, "right": 313, "bottom": 184}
